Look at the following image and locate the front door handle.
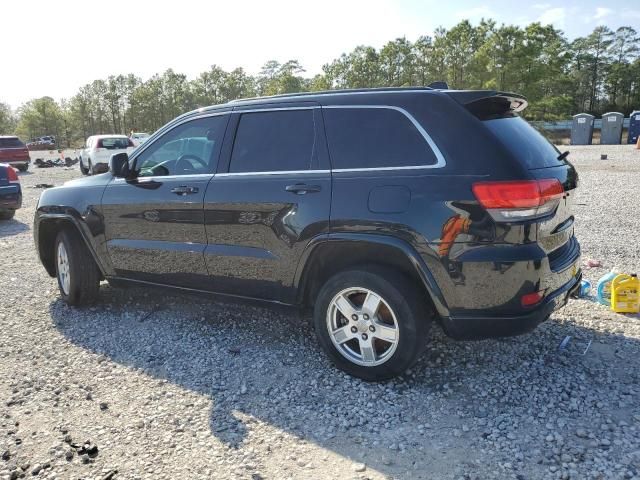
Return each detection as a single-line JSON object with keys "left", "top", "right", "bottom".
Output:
{"left": 171, "top": 185, "right": 199, "bottom": 196}
{"left": 285, "top": 183, "right": 321, "bottom": 195}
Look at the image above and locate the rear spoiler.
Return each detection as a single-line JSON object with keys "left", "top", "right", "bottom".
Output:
{"left": 445, "top": 90, "right": 528, "bottom": 119}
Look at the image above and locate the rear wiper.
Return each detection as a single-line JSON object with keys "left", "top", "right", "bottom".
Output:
{"left": 557, "top": 151, "right": 570, "bottom": 161}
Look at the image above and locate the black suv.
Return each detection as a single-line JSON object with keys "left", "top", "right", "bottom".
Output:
{"left": 34, "top": 87, "right": 581, "bottom": 381}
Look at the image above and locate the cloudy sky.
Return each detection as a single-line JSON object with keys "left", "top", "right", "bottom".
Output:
{"left": 1, "top": 0, "right": 638, "bottom": 108}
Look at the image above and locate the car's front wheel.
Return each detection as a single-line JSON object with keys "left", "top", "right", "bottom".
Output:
{"left": 313, "top": 267, "right": 431, "bottom": 381}
{"left": 55, "top": 229, "right": 101, "bottom": 305}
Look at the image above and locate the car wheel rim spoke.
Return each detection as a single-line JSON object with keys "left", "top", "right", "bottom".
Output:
{"left": 333, "top": 294, "right": 357, "bottom": 319}
{"left": 327, "top": 287, "right": 400, "bottom": 367}
{"left": 57, "top": 243, "right": 70, "bottom": 295}
{"left": 362, "top": 291, "right": 382, "bottom": 316}
{"left": 359, "top": 340, "right": 376, "bottom": 363}
{"left": 372, "top": 322, "right": 398, "bottom": 343}
{"left": 331, "top": 325, "right": 354, "bottom": 344}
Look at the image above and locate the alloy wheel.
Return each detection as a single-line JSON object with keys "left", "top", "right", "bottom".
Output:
{"left": 326, "top": 287, "right": 400, "bottom": 367}
{"left": 57, "top": 241, "right": 71, "bottom": 295}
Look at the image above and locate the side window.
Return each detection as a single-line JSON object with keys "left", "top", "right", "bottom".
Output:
{"left": 135, "top": 115, "right": 228, "bottom": 177}
{"left": 323, "top": 107, "right": 438, "bottom": 169}
{"left": 229, "top": 109, "right": 315, "bottom": 173}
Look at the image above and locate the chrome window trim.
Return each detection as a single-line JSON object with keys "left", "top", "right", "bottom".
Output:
{"left": 126, "top": 102, "right": 446, "bottom": 180}
{"left": 110, "top": 173, "right": 214, "bottom": 183}
{"left": 216, "top": 169, "right": 330, "bottom": 177}
{"left": 323, "top": 105, "right": 446, "bottom": 170}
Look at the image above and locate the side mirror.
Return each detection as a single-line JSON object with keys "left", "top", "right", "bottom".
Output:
{"left": 109, "top": 152, "right": 130, "bottom": 178}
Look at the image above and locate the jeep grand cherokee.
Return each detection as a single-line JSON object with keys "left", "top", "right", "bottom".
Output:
{"left": 34, "top": 87, "right": 581, "bottom": 381}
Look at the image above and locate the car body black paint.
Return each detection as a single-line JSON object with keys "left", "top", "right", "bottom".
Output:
{"left": 34, "top": 88, "right": 581, "bottom": 339}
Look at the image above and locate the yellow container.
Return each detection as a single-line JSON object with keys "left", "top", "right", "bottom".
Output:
{"left": 611, "top": 274, "right": 640, "bottom": 314}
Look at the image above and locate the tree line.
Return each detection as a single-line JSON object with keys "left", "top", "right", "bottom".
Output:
{"left": 2, "top": 21, "right": 639, "bottom": 147}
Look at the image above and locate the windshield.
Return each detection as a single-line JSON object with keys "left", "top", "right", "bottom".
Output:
{"left": 0, "top": 138, "right": 25, "bottom": 148}
{"left": 484, "top": 116, "right": 562, "bottom": 169}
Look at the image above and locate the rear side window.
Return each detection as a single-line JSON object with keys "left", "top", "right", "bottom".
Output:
{"left": 484, "top": 116, "right": 562, "bottom": 169}
{"left": 0, "top": 138, "right": 24, "bottom": 148}
{"left": 323, "top": 107, "right": 438, "bottom": 170}
{"left": 230, "top": 109, "right": 315, "bottom": 173}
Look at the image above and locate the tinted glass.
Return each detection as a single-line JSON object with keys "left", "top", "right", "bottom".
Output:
{"left": 484, "top": 116, "right": 562, "bottom": 169}
{"left": 100, "top": 138, "right": 129, "bottom": 149}
{"left": 230, "top": 109, "right": 315, "bottom": 173}
{"left": 0, "top": 138, "right": 25, "bottom": 148}
{"left": 323, "top": 108, "right": 437, "bottom": 169}
{"left": 135, "top": 115, "right": 228, "bottom": 176}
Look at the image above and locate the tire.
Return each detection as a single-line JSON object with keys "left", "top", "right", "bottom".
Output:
{"left": 17, "top": 165, "right": 28, "bottom": 172}
{"left": 0, "top": 210, "right": 15, "bottom": 220}
{"left": 313, "top": 267, "right": 432, "bottom": 381}
{"left": 54, "top": 229, "right": 101, "bottom": 306}
{"left": 79, "top": 158, "right": 89, "bottom": 175}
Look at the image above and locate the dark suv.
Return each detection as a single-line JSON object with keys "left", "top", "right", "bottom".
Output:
{"left": 34, "top": 87, "right": 581, "bottom": 380}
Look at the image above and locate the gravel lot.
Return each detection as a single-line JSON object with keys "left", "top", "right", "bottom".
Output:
{"left": 1, "top": 146, "right": 639, "bottom": 480}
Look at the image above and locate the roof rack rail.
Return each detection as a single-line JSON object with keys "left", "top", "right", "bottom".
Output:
{"left": 228, "top": 86, "right": 434, "bottom": 103}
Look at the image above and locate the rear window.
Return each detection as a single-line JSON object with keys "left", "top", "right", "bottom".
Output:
{"left": 484, "top": 116, "right": 562, "bottom": 169}
{"left": 99, "top": 138, "right": 129, "bottom": 149}
{"left": 0, "top": 138, "right": 25, "bottom": 148}
{"left": 323, "top": 107, "right": 438, "bottom": 170}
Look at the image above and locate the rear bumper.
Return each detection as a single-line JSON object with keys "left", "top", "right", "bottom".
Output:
{"left": 0, "top": 185, "right": 22, "bottom": 210}
{"left": 3, "top": 160, "right": 29, "bottom": 167}
{"left": 441, "top": 269, "right": 582, "bottom": 340}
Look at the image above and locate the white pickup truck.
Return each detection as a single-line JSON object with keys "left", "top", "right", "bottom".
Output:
{"left": 79, "top": 135, "right": 136, "bottom": 175}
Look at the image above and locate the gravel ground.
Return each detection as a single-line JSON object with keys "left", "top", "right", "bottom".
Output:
{"left": 1, "top": 146, "right": 639, "bottom": 480}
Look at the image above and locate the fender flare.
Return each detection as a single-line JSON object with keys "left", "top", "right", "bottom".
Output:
{"left": 35, "top": 210, "right": 109, "bottom": 277}
{"left": 294, "top": 232, "right": 450, "bottom": 317}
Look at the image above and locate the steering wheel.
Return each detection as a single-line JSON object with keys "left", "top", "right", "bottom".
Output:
{"left": 175, "top": 154, "right": 207, "bottom": 172}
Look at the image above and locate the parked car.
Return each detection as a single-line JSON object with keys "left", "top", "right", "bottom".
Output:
{"left": 79, "top": 135, "right": 135, "bottom": 175}
{"left": 34, "top": 87, "right": 581, "bottom": 381}
{"left": 0, "top": 136, "right": 30, "bottom": 171}
{"left": 0, "top": 163, "right": 22, "bottom": 220}
{"left": 26, "top": 135, "right": 56, "bottom": 151}
{"left": 130, "top": 132, "right": 151, "bottom": 147}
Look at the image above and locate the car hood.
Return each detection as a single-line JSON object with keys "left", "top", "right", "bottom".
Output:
{"left": 63, "top": 173, "right": 113, "bottom": 187}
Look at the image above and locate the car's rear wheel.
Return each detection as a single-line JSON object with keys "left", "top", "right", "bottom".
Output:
{"left": 17, "top": 165, "right": 28, "bottom": 172}
{"left": 313, "top": 267, "right": 431, "bottom": 381}
{"left": 79, "top": 158, "right": 89, "bottom": 175}
{"left": 55, "top": 229, "right": 101, "bottom": 305}
{"left": 0, "top": 210, "right": 15, "bottom": 220}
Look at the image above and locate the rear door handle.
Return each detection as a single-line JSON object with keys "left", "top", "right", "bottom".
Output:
{"left": 171, "top": 185, "right": 199, "bottom": 195}
{"left": 285, "top": 183, "right": 321, "bottom": 195}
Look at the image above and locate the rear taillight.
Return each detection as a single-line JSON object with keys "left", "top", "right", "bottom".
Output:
{"left": 96, "top": 139, "right": 103, "bottom": 148}
{"left": 472, "top": 179, "right": 564, "bottom": 221}
{"left": 128, "top": 139, "right": 135, "bottom": 147}
{"left": 7, "top": 166, "right": 19, "bottom": 183}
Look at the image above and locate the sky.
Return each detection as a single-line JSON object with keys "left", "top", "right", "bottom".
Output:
{"left": 1, "top": 0, "right": 639, "bottom": 109}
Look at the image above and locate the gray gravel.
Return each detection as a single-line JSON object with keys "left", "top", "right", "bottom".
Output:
{"left": 1, "top": 145, "right": 640, "bottom": 480}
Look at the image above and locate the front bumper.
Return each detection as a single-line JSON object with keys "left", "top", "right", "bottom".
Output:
{"left": 0, "top": 184, "right": 22, "bottom": 210}
{"left": 441, "top": 268, "right": 582, "bottom": 340}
